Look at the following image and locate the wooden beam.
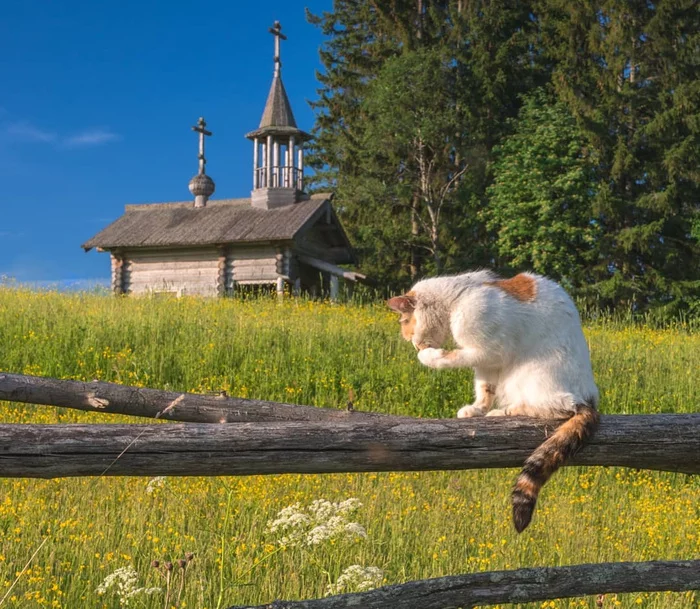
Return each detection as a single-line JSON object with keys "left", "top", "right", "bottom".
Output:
{"left": 225, "top": 560, "right": 700, "bottom": 609}
{"left": 0, "top": 414, "right": 697, "bottom": 478}
{"left": 297, "top": 254, "right": 366, "bottom": 282}
{"left": 266, "top": 134, "right": 272, "bottom": 187}
{"left": 0, "top": 373, "right": 399, "bottom": 424}
{"left": 252, "top": 137, "right": 259, "bottom": 189}
{"left": 110, "top": 251, "right": 124, "bottom": 295}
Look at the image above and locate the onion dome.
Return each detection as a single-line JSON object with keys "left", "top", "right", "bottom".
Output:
{"left": 189, "top": 173, "right": 215, "bottom": 198}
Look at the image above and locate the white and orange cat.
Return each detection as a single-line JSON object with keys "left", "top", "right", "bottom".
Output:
{"left": 387, "top": 270, "right": 599, "bottom": 532}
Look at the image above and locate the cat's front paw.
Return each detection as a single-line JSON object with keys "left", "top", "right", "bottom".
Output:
{"left": 457, "top": 404, "right": 485, "bottom": 418}
{"left": 417, "top": 347, "right": 445, "bottom": 368}
{"left": 485, "top": 409, "right": 507, "bottom": 417}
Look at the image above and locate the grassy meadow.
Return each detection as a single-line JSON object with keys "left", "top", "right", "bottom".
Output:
{"left": 0, "top": 288, "right": 697, "bottom": 609}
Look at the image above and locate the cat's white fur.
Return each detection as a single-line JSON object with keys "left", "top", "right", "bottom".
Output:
{"left": 400, "top": 270, "right": 598, "bottom": 416}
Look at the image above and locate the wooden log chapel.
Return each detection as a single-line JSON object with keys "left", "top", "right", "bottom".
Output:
{"left": 82, "top": 22, "right": 363, "bottom": 298}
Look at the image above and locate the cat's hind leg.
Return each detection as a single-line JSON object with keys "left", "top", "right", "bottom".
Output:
{"left": 457, "top": 369, "right": 498, "bottom": 418}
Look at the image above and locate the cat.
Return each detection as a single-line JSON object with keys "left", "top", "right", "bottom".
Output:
{"left": 387, "top": 270, "right": 599, "bottom": 532}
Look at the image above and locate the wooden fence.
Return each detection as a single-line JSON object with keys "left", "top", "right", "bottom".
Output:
{"left": 0, "top": 372, "right": 698, "bottom": 608}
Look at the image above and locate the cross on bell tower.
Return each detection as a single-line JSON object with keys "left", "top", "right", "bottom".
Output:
{"left": 188, "top": 117, "right": 215, "bottom": 208}
{"left": 270, "top": 20, "right": 286, "bottom": 78}
{"left": 245, "top": 22, "right": 312, "bottom": 210}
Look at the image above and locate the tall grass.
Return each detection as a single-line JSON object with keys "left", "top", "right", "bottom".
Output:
{"left": 0, "top": 288, "right": 697, "bottom": 608}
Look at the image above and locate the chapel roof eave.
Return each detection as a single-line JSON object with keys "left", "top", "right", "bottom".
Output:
{"left": 244, "top": 126, "right": 312, "bottom": 141}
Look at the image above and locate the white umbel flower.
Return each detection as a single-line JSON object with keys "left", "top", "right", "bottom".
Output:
{"left": 145, "top": 476, "right": 166, "bottom": 494}
{"left": 266, "top": 498, "right": 366, "bottom": 548}
{"left": 325, "top": 565, "right": 384, "bottom": 596}
{"left": 95, "top": 566, "right": 160, "bottom": 607}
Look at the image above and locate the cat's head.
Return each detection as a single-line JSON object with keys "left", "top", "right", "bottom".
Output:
{"left": 387, "top": 291, "right": 449, "bottom": 350}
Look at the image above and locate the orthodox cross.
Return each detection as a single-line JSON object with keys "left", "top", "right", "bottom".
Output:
{"left": 269, "top": 21, "right": 287, "bottom": 77}
{"left": 191, "top": 117, "right": 212, "bottom": 175}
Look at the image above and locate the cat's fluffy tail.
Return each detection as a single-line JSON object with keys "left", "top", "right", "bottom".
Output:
{"left": 511, "top": 403, "right": 599, "bottom": 533}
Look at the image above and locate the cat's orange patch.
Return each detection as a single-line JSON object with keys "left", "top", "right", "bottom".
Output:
{"left": 401, "top": 313, "right": 417, "bottom": 342}
{"left": 515, "top": 475, "right": 539, "bottom": 497}
{"left": 387, "top": 291, "right": 416, "bottom": 313}
{"left": 490, "top": 274, "right": 537, "bottom": 303}
{"left": 388, "top": 291, "right": 418, "bottom": 342}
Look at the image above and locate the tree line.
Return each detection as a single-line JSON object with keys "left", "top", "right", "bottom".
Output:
{"left": 306, "top": 0, "right": 699, "bottom": 313}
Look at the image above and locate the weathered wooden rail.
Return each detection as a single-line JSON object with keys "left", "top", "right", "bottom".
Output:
{"left": 0, "top": 415, "right": 698, "bottom": 478}
{"left": 226, "top": 560, "right": 700, "bottom": 609}
{"left": 1, "top": 372, "right": 698, "bottom": 608}
{"left": 0, "top": 372, "right": 398, "bottom": 423}
{"left": 0, "top": 373, "right": 698, "bottom": 479}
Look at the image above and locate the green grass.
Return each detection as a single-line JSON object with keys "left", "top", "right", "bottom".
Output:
{"left": 0, "top": 288, "right": 697, "bottom": 608}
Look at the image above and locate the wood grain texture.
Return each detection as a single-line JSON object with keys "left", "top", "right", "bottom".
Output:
{"left": 0, "top": 373, "right": 399, "bottom": 423}
{"left": 110, "top": 252, "right": 124, "bottom": 295}
{"left": 122, "top": 247, "right": 220, "bottom": 296}
{"left": 224, "top": 560, "right": 700, "bottom": 609}
{"left": 0, "top": 414, "right": 696, "bottom": 478}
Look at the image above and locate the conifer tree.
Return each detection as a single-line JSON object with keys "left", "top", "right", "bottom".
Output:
{"left": 307, "top": 1, "right": 541, "bottom": 288}
{"left": 486, "top": 89, "right": 600, "bottom": 289}
{"left": 537, "top": 0, "right": 700, "bottom": 310}
{"left": 307, "top": 1, "right": 699, "bottom": 309}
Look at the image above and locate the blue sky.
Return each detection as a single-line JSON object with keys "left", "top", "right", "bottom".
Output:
{"left": 0, "top": 0, "right": 331, "bottom": 283}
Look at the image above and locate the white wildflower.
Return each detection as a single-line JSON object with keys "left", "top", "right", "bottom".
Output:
{"left": 266, "top": 498, "right": 366, "bottom": 548}
{"left": 265, "top": 503, "right": 312, "bottom": 546}
{"left": 325, "top": 565, "right": 384, "bottom": 596}
{"left": 309, "top": 498, "right": 361, "bottom": 520}
{"left": 95, "top": 566, "right": 161, "bottom": 607}
{"left": 343, "top": 522, "right": 368, "bottom": 539}
{"left": 146, "top": 476, "right": 166, "bottom": 494}
{"left": 305, "top": 523, "right": 333, "bottom": 546}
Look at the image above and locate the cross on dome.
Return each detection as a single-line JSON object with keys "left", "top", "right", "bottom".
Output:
{"left": 192, "top": 117, "right": 212, "bottom": 176}
{"left": 189, "top": 117, "right": 215, "bottom": 207}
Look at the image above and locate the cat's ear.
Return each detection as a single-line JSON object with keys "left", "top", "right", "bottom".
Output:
{"left": 387, "top": 294, "right": 416, "bottom": 313}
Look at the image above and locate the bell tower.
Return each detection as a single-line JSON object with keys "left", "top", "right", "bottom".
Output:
{"left": 245, "top": 22, "right": 311, "bottom": 210}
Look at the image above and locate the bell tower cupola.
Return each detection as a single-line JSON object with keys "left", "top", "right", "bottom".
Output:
{"left": 245, "top": 21, "right": 311, "bottom": 210}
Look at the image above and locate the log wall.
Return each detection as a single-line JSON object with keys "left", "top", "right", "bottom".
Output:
{"left": 117, "top": 245, "right": 291, "bottom": 295}
{"left": 122, "top": 247, "right": 220, "bottom": 296}
{"left": 110, "top": 251, "right": 124, "bottom": 294}
{"left": 226, "top": 244, "right": 284, "bottom": 286}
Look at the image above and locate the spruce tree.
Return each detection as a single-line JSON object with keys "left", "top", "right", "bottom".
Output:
{"left": 307, "top": 1, "right": 542, "bottom": 289}
{"left": 307, "top": 1, "right": 699, "bottom": 309}
{"left": 536, "top": 0, "right": 700, "bottom": 310}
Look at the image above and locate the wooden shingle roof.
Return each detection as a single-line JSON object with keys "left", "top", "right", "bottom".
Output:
{"left": 260, "top": 75, "right": 297, "bottom": 129}
{"left": 82, "top": 194, "right": 332, "bottom": 251}
{"left": 245, "top": 75, "right": 311, "bottom": 141}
